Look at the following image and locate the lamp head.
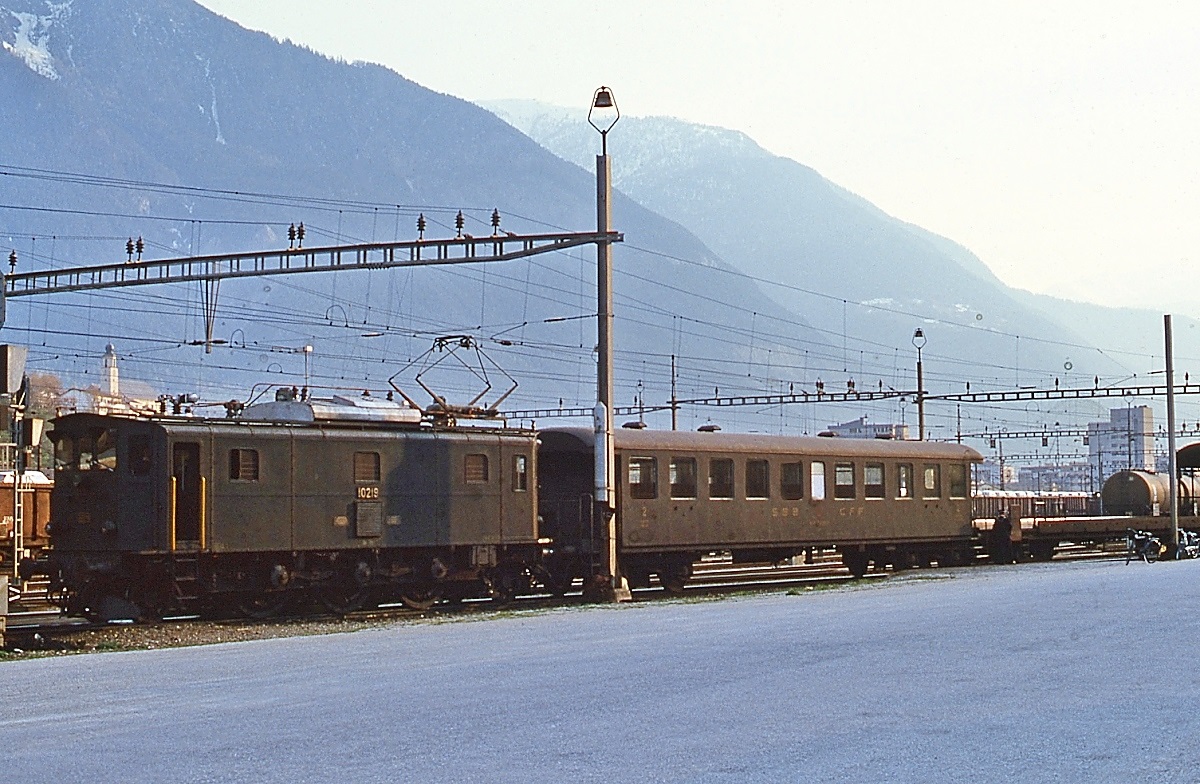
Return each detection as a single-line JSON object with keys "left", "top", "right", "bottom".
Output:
{"left": 588, "top": 85, "right": 620, "bottom": 136}
{"left": 912, "top": 328, "right": 927, "bottom": 350}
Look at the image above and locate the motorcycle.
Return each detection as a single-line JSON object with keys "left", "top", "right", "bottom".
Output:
{"left": 1176, "top": 529, "right": 1200, "bottom": 560}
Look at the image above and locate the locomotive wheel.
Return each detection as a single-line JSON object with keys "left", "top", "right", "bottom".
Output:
{"left": 238, "top": 590, "right": 291, "bottom": 619}
{"left": 318, "top": 561, "right": 373, "bottom": 615}
{"left": 400, "top": 587, "right": 442, "bottom": 611}
{"left": 317, "top": 580, "right": 371, "bottom": 615}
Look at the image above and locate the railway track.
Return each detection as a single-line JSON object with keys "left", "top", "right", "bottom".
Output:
{"left": 2, "top": 544, "right": 1131, "bottom": 652}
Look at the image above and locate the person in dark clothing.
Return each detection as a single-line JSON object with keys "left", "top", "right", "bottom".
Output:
{"left": 992, "top": 509, "right": 1014, "bottom": 564}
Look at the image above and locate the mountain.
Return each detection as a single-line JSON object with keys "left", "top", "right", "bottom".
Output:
{"left": 487, "top": 102, "right": 1174, "bottom": 392}
{"left": 0, "top": 0, "right": 1158, "bottom": 440}
{"left": 0, "top": 0, "right": 844, "bottom": 432}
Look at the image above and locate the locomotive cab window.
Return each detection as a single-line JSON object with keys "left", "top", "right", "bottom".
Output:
{"left": 229, "top": 448, "right": 260, "bottom": 481}
{"left": 513, "top": 454, "right": 529, "bottom": 492}
{"left": 354, "top": 451, "right": 381, "bottom": 482}
{"left": 465, "top": 453, "right": 489, "bottom": 483}
{"left": 745, "top": 460, "right": 770, "bottom": 500}
{"left": 897, "top": 464, "right": 913, "bottom": 499}
{"left": 948, "top": 463, "right": 967, "bottom": 499}
{"left": 811, "top": 461, "right": 826, "bottom": 500}
{"left": 629, "top": 457, "right": 658, "bottom": 499}
{"left": 781, "top": 462, "right": 804, "bottom": 500}
{"left": 923, "top": 464, "right": 941, "bottom": 499}
{"left": 128, "top": 435, "right": 153, "bottom": 477}
{"left": 865, "top": 463, "right": 885, "bottom": 499}
{"left": 709, "top": 458, "right": 734, "bottom": 499}
{"left": 834, "top": 462, "right": 856, "bottom": 499}
{"left": 58, "top": 428, "right": 118, "bottom": 472}
{"left": 670, "top": 457, "right": 698, "bottom": 499}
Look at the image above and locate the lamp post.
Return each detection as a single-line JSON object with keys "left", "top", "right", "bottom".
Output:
{"left": 588, "top": 86, "right": 630, "bottom": 601}
{"left": 912, "top": 328, "right": 927, "bottom": 441}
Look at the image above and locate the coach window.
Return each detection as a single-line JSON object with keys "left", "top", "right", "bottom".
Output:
{"left": 465, "top": 453, "right": 489, "bottom": 483}
{"left": 629, "top": 457, "right": 658, "bottom": 499}
{"left": 709, "top": 458, "right": 734, "bottom": 499}
{"left": 746, "top": 460, "right": 769, "bottom": 499}
{"left": 781, "top": 462, "right": 804, "bottom": 500}
{"left": 923, "top": 464, "right": 941, "bottom": 499}
{"left": 670, "top": 457, "right": 698, "bottom": 499}
{"left": 512, "top": 454, "right": 529, "bottom": 492}
{"left": 811, "top": 461, "right": 826, "bottom": 500}
{"left": 865, "top": 463, "right": 885, "bottom": 499}
{"left": 948, "top": 463, "right": 967, "bottom": 499}
{"left": 354, "top": 451, "right": 381, "bottom": 482}
{"left": 834, "top": 462, "right": 856, "bottom": 499}
{"left": 897, "top": 464, "right": 913, "bottom": 499}
{"left": 229, "top": 448, "right": 260, "bottom": 482}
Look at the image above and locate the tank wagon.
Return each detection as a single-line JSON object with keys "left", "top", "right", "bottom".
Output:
{"left": 37, "top": 393, "right": 540, "bottom": 620}
{"left": 1101, "top": 469, "right": 1200, "bottom": 517}
{"left": 537, "top": 427, "right": 983, "bottom": 584}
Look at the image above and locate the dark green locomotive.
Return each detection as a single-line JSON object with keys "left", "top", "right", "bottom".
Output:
{"left": 44, "top": 394, "right": 539, "bottom": 619}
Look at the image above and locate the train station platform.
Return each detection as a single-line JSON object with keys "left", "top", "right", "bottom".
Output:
{"left": 1, "top": 558, "right": 1196, "bottom": 782}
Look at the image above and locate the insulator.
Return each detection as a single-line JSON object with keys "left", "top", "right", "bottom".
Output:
{"left": 296, "top": 223, "right": 305, "bottom": 245}
{"left": 491, "top": 208, "right": 501, "bottom": 232}
{"left": 136, "top": 236, "right": 144, "bottom": 259}
{"left": 126, "top": 238, "right": 134, "bottom": 259}
{"left": 455, "top": 210, "right": 465, "bottom": 236}
{"left": 417, "top": 213, "right": 426, "bottom": 237}
{"left": 288, "top": 223, "right": 296, "bottom": 245}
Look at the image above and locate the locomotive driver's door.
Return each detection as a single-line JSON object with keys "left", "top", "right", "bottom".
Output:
{"left": 172, "top": 442, "right": 202, "bottom": 546}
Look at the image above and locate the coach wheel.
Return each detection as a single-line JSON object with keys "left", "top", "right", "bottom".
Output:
{"left": 238, "top": 589, "right": 291, "bottom": 619}
{"left": 658, "top": 560, "right": 691, "bottom": 595}
{"left": 841, "top": 551, "right": 869, "bottom": 578}
{"left": 1029, "top": 541, "right": 1056, "bottom": 562}
{"left": 400, "top": 586, "right": 442, "bottom": 611}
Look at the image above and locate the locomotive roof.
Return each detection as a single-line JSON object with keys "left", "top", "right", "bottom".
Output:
{"left": 240, "top": 394, "right": 423, "bottom": 424}
{"left": 540, "top": 426, "right": 983, "bottom": 461}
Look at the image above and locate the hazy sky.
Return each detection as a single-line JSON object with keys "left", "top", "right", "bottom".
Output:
{"left": 196, "top": 0, "right": 1200, "bottom": 315}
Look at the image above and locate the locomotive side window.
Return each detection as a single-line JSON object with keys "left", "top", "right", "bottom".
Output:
{"left": 709, "top": 458, "right": 734, "bottom": 499}
{"left": 465, "top": 453, "right": 489, "bottom": 483}
{"left": 512, "top": 454, "right": 529, "bottom": 491}
{"left": 834, "top": 462, "right": 856, "bottom": 499}
{"left": 865, "top": 463, "right": 885, "bottom": 499}
{"left": 629, "top": 457, "right": 658, "bottom": 499}
{"left": 670, "top": 457, "right": 698, "bottom": 499}
{"left": 746, "top": 460, "right": 769, "bottom": 500}
{"left": 897, "top": 464, "right": 913, "bottom": 498}
{"left": 811, "top": 461, "right": 826, "bottom": 500}
{"left": 923, "top": 464, "right": 941, "bottom": 498}
{"left": 781, "top": 462, "right": 804, "bottom": 500}
{"left": 229, "top": 448, "right": 260, "bottom": 481}
{"left": 128, "top": 435, "right": 153, "bottom": 477}
{"left": 947, "top": 463, "right": 967, "bottom": 499}
{"left": 354, "top": 451, "right": 381, "bottom": 482}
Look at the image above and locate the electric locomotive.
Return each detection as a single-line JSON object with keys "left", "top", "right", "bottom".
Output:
{"left": 38, "top": 390, "right": 540, "bottom": 620}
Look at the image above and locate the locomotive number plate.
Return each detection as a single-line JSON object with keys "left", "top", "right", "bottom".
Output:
{"left": 356, "top": 486, "right": 381, "bottom": 500}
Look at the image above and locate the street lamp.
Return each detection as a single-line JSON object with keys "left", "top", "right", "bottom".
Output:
{"left": 589, "top": 86, "right": 629, "bottom": 602}
{"left": 912, "top": 328, "right": 927, "bottom": 441}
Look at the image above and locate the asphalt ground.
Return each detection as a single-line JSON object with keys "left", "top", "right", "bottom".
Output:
{"left": 1, "top": 557, "right": 1196, "bottom": 783}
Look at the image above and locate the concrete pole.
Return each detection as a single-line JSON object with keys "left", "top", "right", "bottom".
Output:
{"left": 1166, "top": 314, "right": 1179, "bottom": 556}
{"left": 596, "top": 149, "right": 630, "bottom": 602}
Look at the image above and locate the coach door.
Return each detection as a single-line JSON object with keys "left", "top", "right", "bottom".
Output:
{"left": 172, "top": 442, "right": 202, "bottom": 547}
